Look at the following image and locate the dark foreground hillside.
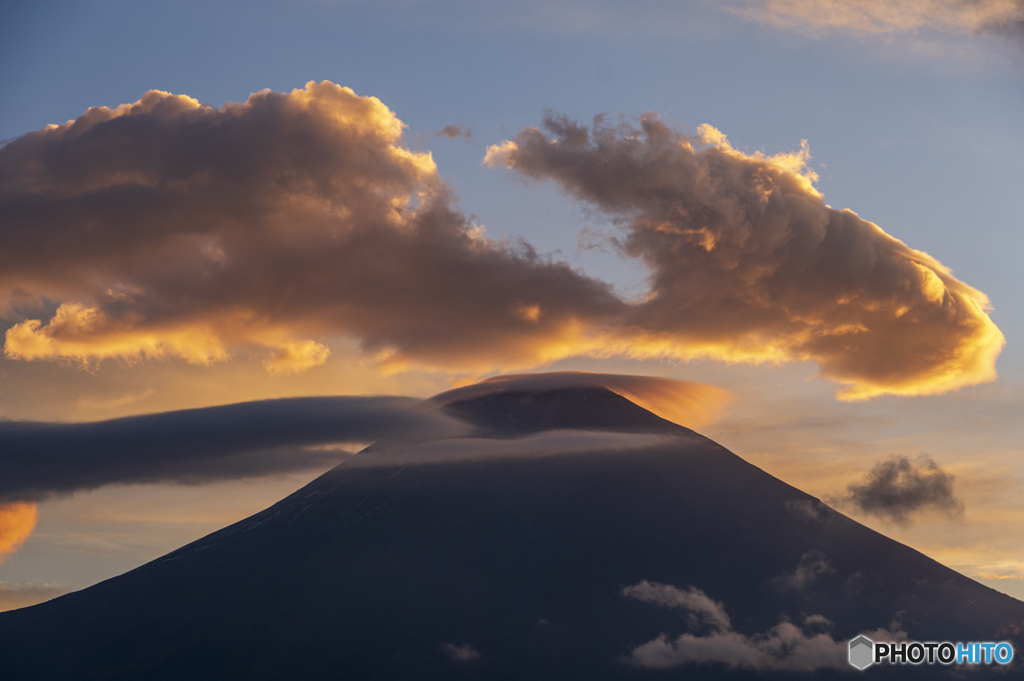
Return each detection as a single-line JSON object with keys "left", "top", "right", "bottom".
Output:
{"left": 1, "top": 388, "right": 1021, "bottom": 679}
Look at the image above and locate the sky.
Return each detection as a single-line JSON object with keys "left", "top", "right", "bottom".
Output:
{"left": 1, "top": 0, "right": 1022, "bottom": 611}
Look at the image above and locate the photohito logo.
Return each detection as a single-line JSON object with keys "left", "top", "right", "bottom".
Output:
{"left": 848, "top": 635, "right": 1014, "bottom": 670}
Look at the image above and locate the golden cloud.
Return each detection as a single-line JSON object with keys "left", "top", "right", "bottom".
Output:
{"left": 5, "top": 303, "right": 229, "bottom": 366}
{"left": 0, "top": 84, "right": 1003, "bottom": 399}
{"left": 485, "top": 113, "right": 1004, "bottom": 400}
{"left": 0, "top": 82, "right": 622, "bottom": 376}
{"left": 262, "top": 340, "right": 332, "bottom": 375}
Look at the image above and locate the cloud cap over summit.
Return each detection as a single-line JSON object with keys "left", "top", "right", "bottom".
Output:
{"left": 433, "top": 371, "right": 731, "bottom": 426}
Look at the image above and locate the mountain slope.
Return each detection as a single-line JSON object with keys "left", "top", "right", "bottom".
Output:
{"left": 1, "top": 388, "right": 1020, "bottom": 679}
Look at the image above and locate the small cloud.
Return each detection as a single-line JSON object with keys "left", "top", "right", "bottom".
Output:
{"left": 784, "top": 498, "right": 836, "bottom": 524}
{"left": 437, "top": 123, "right": 474, "bottom": 141}
{"left": 262, "top": 340, "right": 332, "bottom": 376}
{"left": 777, "top": 550, "right": 835, "bottom": 590}
{"left": 440, "top": 642, "right": 480, "bottom": 662}
{"left": 976, "top": 572, "right": 1024, "bottom": 581}
{"left": 621, "top": 581, "right": 731, "bottom": 633}
{"left": 803, "top": 614, "right": 832, "bottom": 628}
{"left": 844, "top": 454, "right": 964, "bottom": 524}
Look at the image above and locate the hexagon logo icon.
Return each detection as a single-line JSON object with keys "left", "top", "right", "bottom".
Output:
{"left": 849, "top": 635, "right": 874, "bottom": 670}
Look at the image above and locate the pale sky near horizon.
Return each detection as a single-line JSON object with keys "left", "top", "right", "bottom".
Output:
{"left": 1, "top": 0, "right": 1023, "bottom": 610}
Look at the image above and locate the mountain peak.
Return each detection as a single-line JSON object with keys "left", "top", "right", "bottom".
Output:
{"left": 438, "top": 386, "right": 692, "bottom": 436}
{"left": 5, "top": 386, "right": 1023, "bottom": 680}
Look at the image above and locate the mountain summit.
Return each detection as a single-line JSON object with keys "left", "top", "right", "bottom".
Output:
{"left": 438, "top": 386, "right": 689, "bottom": 436}
{"left": 1, "top": 387, "right": 1020, "bottom": 679}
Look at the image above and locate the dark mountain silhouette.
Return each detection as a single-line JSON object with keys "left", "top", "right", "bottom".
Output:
{"left": 437, "top": 385, "right": 686, "bottom": 436}
{"left": 1, "top": 387, "right": 1021, "bottom": 679}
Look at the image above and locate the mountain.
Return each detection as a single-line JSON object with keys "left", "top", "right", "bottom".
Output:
{"left": 1, "top": 387, "right": 1021, "bottom": 679}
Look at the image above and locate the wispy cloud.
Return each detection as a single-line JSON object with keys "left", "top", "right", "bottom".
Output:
{"left": 0, "top": 580, "right": 69, "bottom": 613}
{"left": 621, "top": 581, "right": 732, "bottom": 632}
{"left": 724, "top": 0, "right": 1024, "bottom": 37}
{"left": 347, "top": 430, "right": 682, "bottom": 468}
{"left": 436, "top": 122, "right": 474, "bottom": 141}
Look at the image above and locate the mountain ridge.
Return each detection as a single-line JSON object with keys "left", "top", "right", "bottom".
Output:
{"left": 1, "top": 387, "right": 1020, "bottom": 679}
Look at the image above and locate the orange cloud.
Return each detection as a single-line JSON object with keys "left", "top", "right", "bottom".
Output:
{"left": 5, "top": 303, "right": 229, "bottom": 366}
{"left": 262, "top": 340, "right": 332, "bottom": 376}
{"left": 0, "top": 84, "right": 1002, "bottom": 400}
{"left": 0, "top": 502, "right": 38, "bottom": 562}
{"left": 485, "top": 112, "right": 1004, "bottom": 400}
{"left": 0, "top": 82, "right": 621, "bottom": 377}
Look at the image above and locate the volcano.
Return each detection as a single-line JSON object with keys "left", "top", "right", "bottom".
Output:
{"left": 1, "top": 387, "right": 1021, "bottom": 679}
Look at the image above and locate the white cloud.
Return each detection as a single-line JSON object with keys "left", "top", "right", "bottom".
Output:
{"left": 621, "top": 580, "right": 850, "bottom": 671}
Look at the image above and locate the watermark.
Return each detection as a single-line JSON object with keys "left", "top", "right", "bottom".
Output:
{"left": 848, "top": 635, "right": 1014, "bottom": 670}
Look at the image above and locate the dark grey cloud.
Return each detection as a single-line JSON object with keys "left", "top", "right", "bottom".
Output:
{"left": 785, "top": 498, "right": 838, "bottom": 524}
{"left": 845, "top": 454, "right": 965, "bottom": 524}
{"left": 0, "top": 396, "right": 465, "bottom": 503}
